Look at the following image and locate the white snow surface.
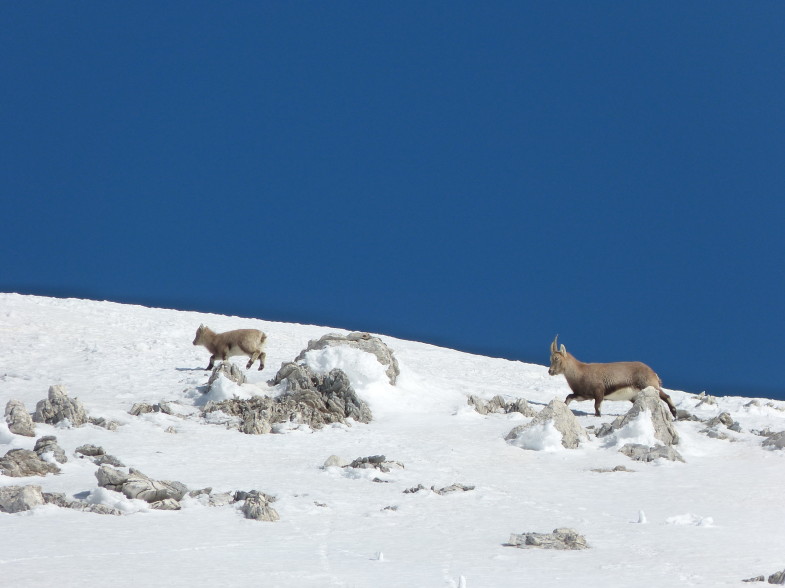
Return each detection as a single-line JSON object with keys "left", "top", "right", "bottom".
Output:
{"left": 1, "top": 293, "right": 784, "bottom": 587}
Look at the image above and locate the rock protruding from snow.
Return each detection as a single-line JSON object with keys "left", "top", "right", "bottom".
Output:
{"left": 33, "top": 385, "right": 88, "bottom": 427}
{"left": 505, "top": 399, "right": 587, "bottom": 449}
{"left": 0, "top": 485, "right": 46, "bottom": 513}
{"left": 75, "top": 444, "right": 125, "bottom": 466}
{"left": 42, "top": 492, "right": 123, "bottom": 515}
{"left": 239, "top": 490, "right": 280, "bottom": 522}
{"left": 768, "top": 569, "right": 785, "bottom": 584}
{"left": 129, "top": 401, "right": 174, "bottom": 416}
{"left": 208, "top": 361, "right": 247, "bottom": 386}
{"left": 294, "top": 332, "right": 400, "bottom": 385}
{"left": 210, "top": 364, "right": 372, "bottom": 434}
{"left": 596, "top": 387, "right": 679, "bottom": 446}
{"left": 762, "top": 432, "right": 785, "bottom": 450}
{"left": 34, "top": 436, "right": 67, "bottom": 464}
{"left": 347, "top": 455, "right": 404, "bottom": 473}
{"left": 507, "top": 528, "right": 589, "bottom": 550}
{"left": 468, "top": 395, "right": 537, "bottom": 417}
{"left": 0, "top": 449, "right": 61, "bottom": 477}
{"left": 4, "top": 399, "right": 35, "bottom": 437}
{"left": 95, "top": 466, "right": 188, "bottom": 509}
{"left": 619, "top": 443, "right": 685, "bottom": 463}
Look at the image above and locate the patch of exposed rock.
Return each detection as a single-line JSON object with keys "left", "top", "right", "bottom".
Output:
{"left": 238, "top": 490, "right": 279, "bottom": 522}
{"left": 96, "top": 466, "right": 188, "bottom": 510}
{"left": 619, "top": 443, "right": 685, "bottom": 463}
{"left": 293, "top": 331, "right": 399, "bottom": 385}
{"left": 208, "top": 365, "right": 372, "bottom": 434}
{"left": 34, "top": 436, "right": 67, "bottom": 464}
{"left": 75, "top": 444, "right": 125, "bottom": 467}
{"left": 404, "top": 483, "right": 474, "bottom": 495}
{"left": 507, "top": 528, "right": 589, "bottom": 550}
{"left": 347, "top": 455, "right": 404, "bottom": 473}
{"left": 33, "top": 385, "right": 88, "bottom": 427}
{"left": 505, "top": 399, "right": 587, "bottom": 449}
{"left": 762, "top": 431, "right": 785, "bottom": 451}
{"left": 130, "top": 401, "right": 175, "bottom": 417}
{"left": 0, "top": 485, "right": 45, "bottom": 512}
{"left": 468, "top": 395, "right": 537, "bottom": 417}
{"left": 5, "top": 399, "right": 35, "bottom": 436}
{"left": 595, "top": 387, "right": 679, "bottom": 446}
{"left": 208, "top": 361, "right": 247, "bottom": 386}
{"left": 0, "top": 448, "right": 61, "bottom": 477}
{"left": 41, "top": 492, "right": 122, "bottom": 515}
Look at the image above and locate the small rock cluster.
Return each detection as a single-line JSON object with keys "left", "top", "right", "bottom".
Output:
{"left": 404, "top": 483, "right": 475, "bottom": 495}
{"left": 507, "top": 528, "right": 589, "bottom": 550}
{"left": 506, "top": 399, "right": 587, "bottom": 449}
{"left": 596, "top": 388, "right": 680, "bottom": 446}
{"left": 205, "top": 363, "right": 372, "bottom": 434}
{"left": 618, "top": 444, "right": 685, "bottom": 463}
{"left": 293, "top": 331, "right": 400, "bottom": 385}
{"left": 345, "top": 455, "right": 404, "bottom": 473}
{"left": 743, "top": 568, "right": 785, "bottom": 584}
{"left": 468, "top": 395, "right": 537, "bottom": 417}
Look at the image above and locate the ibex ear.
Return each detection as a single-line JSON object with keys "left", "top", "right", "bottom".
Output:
{"left": 560, "top": 344, "right": 566, "bottom": 354}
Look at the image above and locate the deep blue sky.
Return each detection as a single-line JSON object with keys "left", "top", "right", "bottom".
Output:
{"left": 2, "top": 3, "right": 784, "bottom": 400}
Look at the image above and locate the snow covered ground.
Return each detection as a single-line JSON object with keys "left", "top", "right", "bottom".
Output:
{"left": 1, "top": 293, "right": 784, "bottom": 587}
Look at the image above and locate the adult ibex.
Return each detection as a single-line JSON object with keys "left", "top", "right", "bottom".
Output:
{"left": 548, "top": 336, "right": 677, "bottom": 418}
{"left": 193, "top": 325, "right": 267, "bottom": 371}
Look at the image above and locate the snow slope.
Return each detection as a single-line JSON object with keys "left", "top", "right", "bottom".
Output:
{"left": 1, "top": 294, "right": 784, "bottom": 587}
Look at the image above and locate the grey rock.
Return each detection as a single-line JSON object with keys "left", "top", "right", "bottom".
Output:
{"left": 506, "top": 399, "right": 587, "bottom": 449}
{"left": 240, "top": 491, "right": 280, "bottom": 522}
{"left": 742, "top": 575, "right": 765, "bottom": 583}
{"left": 89, "top": 416, "right": 120, "bottom": 431}
{"left": 432, "top": 483, "right": 475, "bottom": 495}
{"left": 591, "top": 465, "right": 635, "bottom": 473}
{"left": 129, "top": 402, "right": 173, "bottom": 416}
{"left": 149, "top": 498, "right": 182, "bottom": 511}
{"left": 619, "top": 443, "right": 685, "bottom": 463}
{"left": 5, "top": 399, "right": 35, "bottom": 437}
{"left": 507, "top": 528, "right": 589, "bottom": 550}
{"left": 347, "top": 455, "right": 404, "bottom": 473}
{"left": 468, "top": 395, "right": 537, "bottom": 417}
{"left": 762, "top": 432, "right": 785, "bottom": 451}
{"left": 293, "top": 331, "right": 400, "bottom": 385}
{"left": 33, "top": 385, "right": 88, "bottom": 427}
{"left": 209, "top": 365, "right": 372, "bottom": 433}
{"left": 595, "top": 387, "right": 679, "bottom": 446}
{"left": 42, "top": 492, "right": 122, "bottom": 515}
{"left": 75, "top": 444, "right": 105, "bottom": 457}
{"left": 0, "top": 485, "right": 45, "bottom": 512}
{"left": 34, "top": 436, "right": 67, "bottom": 464}
{"left": 75, "top": 445, "right": 125, "bottom": 467}
{"left": 0, "top": 449, "right": 61, "bottom": 477}
{"left": 95, "top": 465, "right": 130, "bottom": 491}
{"left": 770, "top": 570, "right": 785, "bottom": 585}
{"left": 121, "top": 470, "right": 188, "bottom": 503}
{"left": 208, "top": 362, "right": 247, "bottom": 386}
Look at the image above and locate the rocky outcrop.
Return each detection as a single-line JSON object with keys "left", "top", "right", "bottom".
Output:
{"left": 762, "top": 431, "right": 785, "bottom": 450}
{"left": 208, "top": 362, "right": 246, "bottom": 386}
{"left": 506, "top": 399, "right": 587, "bottom": 449}
{"left": 130, "top": 401, "right": 175, "bottom": 416}
{"left": 0, "top": 449, "right": 61, "bottom": 477}
{"left": 239, "top": 491, "right": 279, "bottom": 522}
{"left": 619, "top": 443, "right": 685, "bottom": 463}
{"left": 468, "top": 395, "right": 537, "bottom": 417}
{"left": 42, "top": 492, "right": 122, "bottom": 515}
{"left": 207, "top": 365, "right": 372, "bottom": 433}
{"left": 74, "top": 444, "right": 125, "bottom": 467}
{"left": 0, "top": 485, "right": 45, "bottom": 512}
{"left": 95, "top": 466, "right": 188, "bottom": 510}
{"left": 5, "top": 399, "right": 35, "bottom": 436}
{"left": 34, "top": 436, "right": 67, "bottom": 464}
{"left": 294, "top": 332, "right": 399, "bottom": 385}
{"left": 346, "top": 455, "right": 404, "bottom": 473}
{"left": 596, "top": 387, "right": 679, "bottom": 446}
{"left": 33, "top": 385, "right": 88, "bottom": 427}
{"left": 507, "top": 528, "right": 589, "bottom": 550}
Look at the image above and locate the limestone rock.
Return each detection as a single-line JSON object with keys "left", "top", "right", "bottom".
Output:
{"left": 468, "top": 395, "right": 537, "bottom": 417}
{"left": 240, "top": 490, "right": 280, "bottom": 522}
{"left": 5, "top": 399, "right": 35, "bottom": 436}
{"left": 0, "top": 485, "right": 45, "bottom": 513}
{"left": 33, "top": 385, "right": 88, "bottom": 427}
{"left": 42, "top": 492, "right": 122, "bottom": 515}
{"left": 347, "top": 455, "right": 404, "bottom": 472}
{"left": 294, "top": 332, "right": 399, "bottom": 385}
{"left": 75, "top": 445, "right": 125, "bottom": 467}
{"left": 762, "top": 431, "right": 785, "bottom": 451}
{"left": 208, "top": 365, "right": 372, "bottom": 433}
{"left": 507, "top": 528, "right": 589, "bottom": 550}
{"left": 505, "top": 399, "right": 587, "bottom": 449}
{"left": 208, "top": 362, "right": 247, "bottom": 386}
{"left": 596, "top": 387, "right": 679, "bottom": 446}
{"left": 34, "top": 436, "right": 67, "bottom": 464}
{"left": 0, "top": 449, "right": 61, "bottom": 477}
{"left": 619, "top": 443, "right": 685, "bottom": 463}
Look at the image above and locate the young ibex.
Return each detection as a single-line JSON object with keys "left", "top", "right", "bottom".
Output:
{"left": 193, "top": 325, "right": 267, "bottom": 371}
{"left": 548, "top": 336, "right": 677, "bottom": 418}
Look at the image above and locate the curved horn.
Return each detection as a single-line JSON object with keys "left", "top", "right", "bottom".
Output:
{"left": 551, "top": 335, "right": 559, "bottom": 354}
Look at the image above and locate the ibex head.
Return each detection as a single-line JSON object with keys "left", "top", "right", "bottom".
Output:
{"left": 548, "top": 335, "right": 568, "bottom": 376}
